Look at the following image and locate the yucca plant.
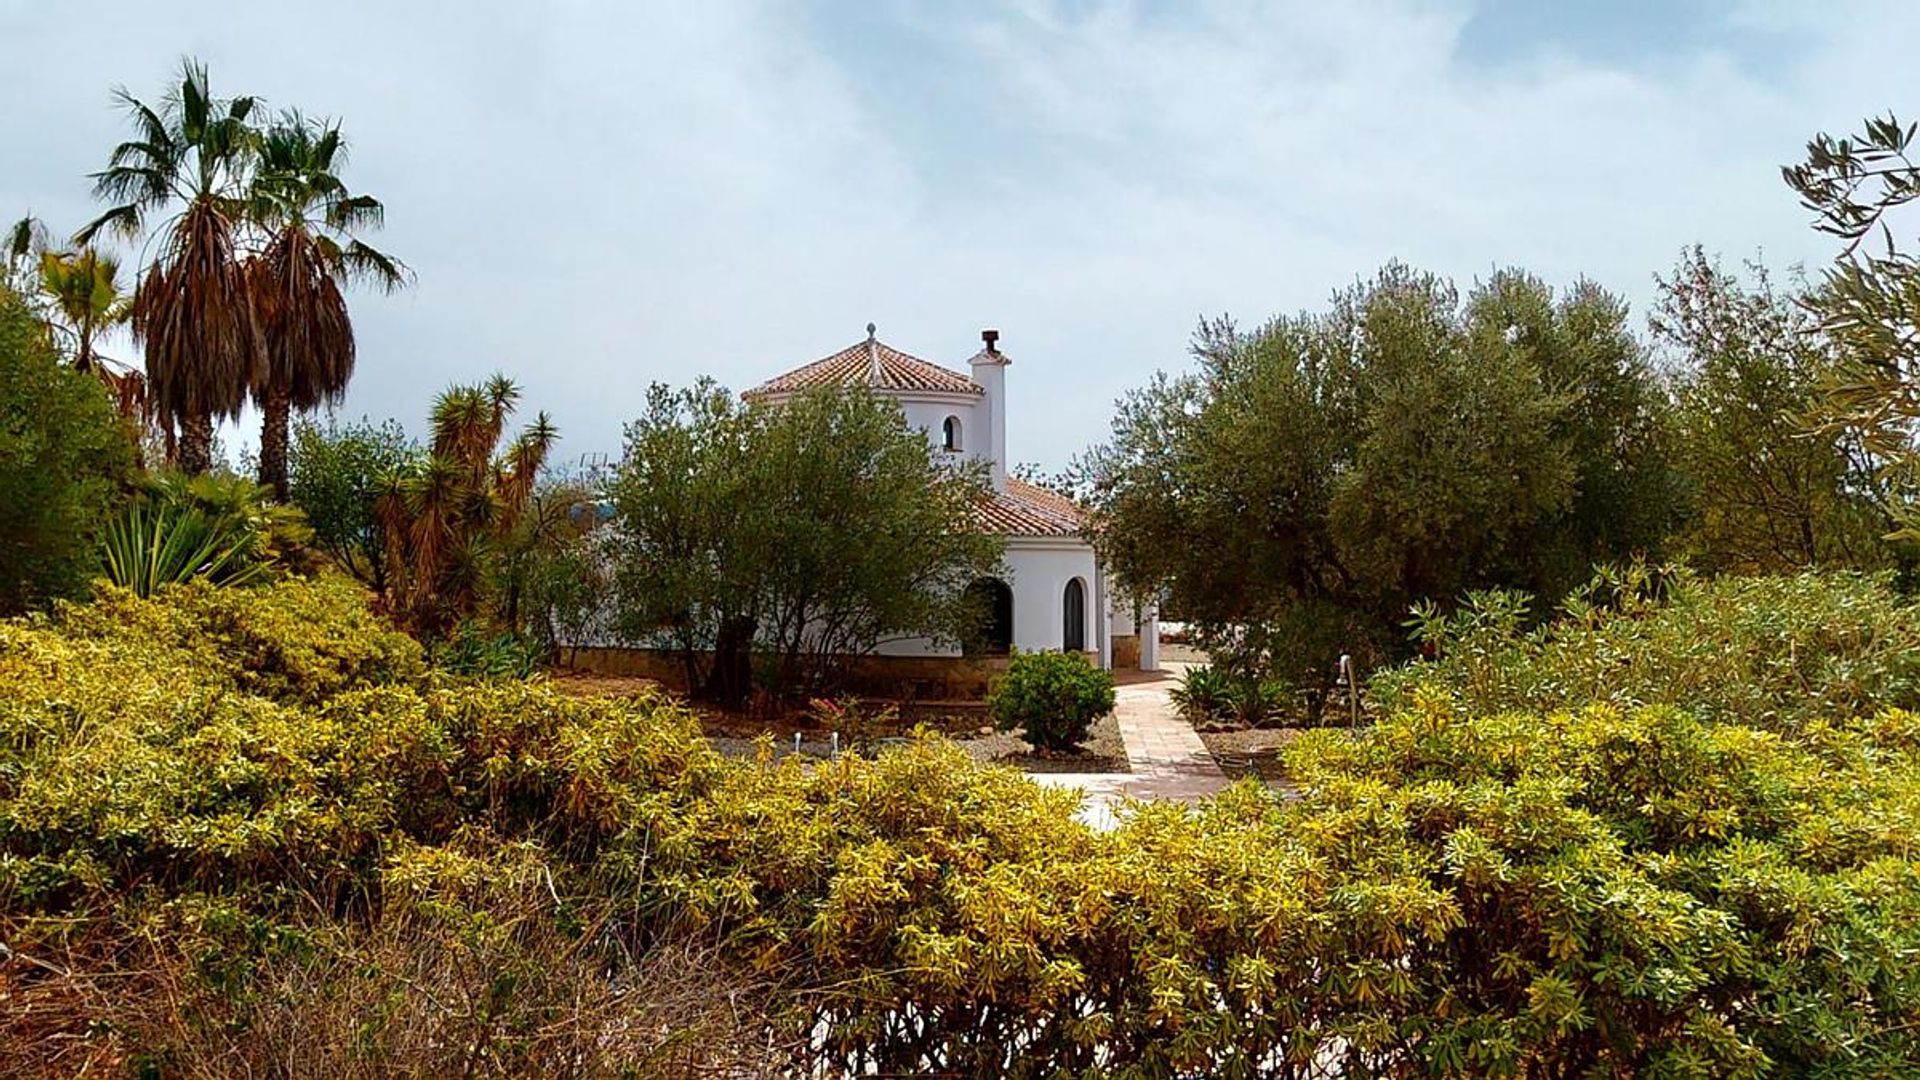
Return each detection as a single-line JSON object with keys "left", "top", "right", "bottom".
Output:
{"left": 376, "top": 375, "right": 556, "bottom": 636}
{"left": 101, "top": 471, "right": 307, "bottom": 597}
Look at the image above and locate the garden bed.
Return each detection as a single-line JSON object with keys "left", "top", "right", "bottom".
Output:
{"left": 1197, "top": 727, "right": 1305, "bottom": 790}
{"left": 549, "top": 670, "right": 1127, "bottom": 772}
{"left": 958, "top": 711, "right": 1129, "bottom": 774}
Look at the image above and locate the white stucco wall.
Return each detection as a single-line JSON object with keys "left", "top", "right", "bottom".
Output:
{"left": 897, "top": 396, "right": 990, "bottom": 472}
{"left": 871, "top": 538, "right": 1101, "bottom": 660}
{"left": 1005, "top": 541, "right": 1100, "bottom": 653}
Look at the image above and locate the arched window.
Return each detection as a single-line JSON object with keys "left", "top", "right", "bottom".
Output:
{"left": 942, "top": 415, "right": 962, "bottom": 452}
{"left": 963, "top": 578, "right": 1013, "bottom": 656}
{"left": 1063, "top": 578, "right": 1087, "bottom": 652}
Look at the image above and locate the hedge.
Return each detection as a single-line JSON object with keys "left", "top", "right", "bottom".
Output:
{"left": 2, "top": 576, "right": 1917, "bottom": 1076}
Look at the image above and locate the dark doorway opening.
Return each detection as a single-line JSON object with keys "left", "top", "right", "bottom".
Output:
{"left": 963, "top": 578, "right": 1013, "bottom": 655}
{"left": 1063, "top": 577, "right": 1087, "bottom": 652}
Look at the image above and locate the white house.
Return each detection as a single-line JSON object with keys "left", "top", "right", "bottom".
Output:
{"left": 744, "top": 325, "right": 1157, "bottom": 671}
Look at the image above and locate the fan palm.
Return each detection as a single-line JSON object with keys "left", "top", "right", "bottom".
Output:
{"left": 37, "top": 248, "right": 130, "bottom": 374}
{"left": 8, "top": 215, "right": 153, "bottom": 441}
{"left": 246, "top": 112, "right": 408, "bottom": 498}
{"left": 79, "top": 58, "right": 262, "bottom": 475}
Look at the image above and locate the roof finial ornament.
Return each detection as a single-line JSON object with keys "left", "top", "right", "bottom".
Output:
{"left": 865, "top": 321, "right": 881, "bottom": 381}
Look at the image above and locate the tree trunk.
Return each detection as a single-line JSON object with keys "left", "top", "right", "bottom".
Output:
{"left": 177, "top": 413, "right": 215, "bottom": 475}
{"left": 258, "top": 384, "right": 292, "bottom": 500}
{"left": 702, "top": 615, "right": 757, "bottom": 709}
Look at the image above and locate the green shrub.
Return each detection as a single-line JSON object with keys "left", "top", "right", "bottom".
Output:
{"left": 428, "top": 618, "right": 548, "bottom": 679}
{"left": 1375, "top": 566, "right": 1920, "bottom": 731}
{"left": 986, "top": 649, "right": 1116, "bottom": 750}
{"left": 0, "top": 281, "right": 134, "bottom": 615}
{"left": 1171, "top": 662, "right": 1290, "bottom": 726}
{"left": 287, "top": 415, "right": 417, "bottom": 591}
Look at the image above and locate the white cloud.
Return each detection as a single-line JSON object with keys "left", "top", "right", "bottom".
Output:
{"left": 2, "top": 0, "right": 1914, "bottom": 469}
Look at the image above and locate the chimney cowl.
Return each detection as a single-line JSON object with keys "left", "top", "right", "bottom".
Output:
{"left": 981, "top": 328, "right": 1000, "bottom": 354}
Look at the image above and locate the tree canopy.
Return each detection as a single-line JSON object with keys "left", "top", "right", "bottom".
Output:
{"left": 1653, "top": 248, "right": 1898, "bottom": 573}
{"left": 0, "top": 282, "right": 135, "bottom": 613}
{"left": 1081, "top": 263, "right": 1680, "bottom": 687}
{"left": 605, "top": 382, "right": 1003, "bottom": 704}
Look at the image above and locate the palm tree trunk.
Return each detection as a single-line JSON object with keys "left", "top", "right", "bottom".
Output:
{"left": 258, "top": 383, "right": 292, "bottom": 499}
{"left": 75, "top": 322, "right": 95, "bottom": 375}
{"left": 178, "top": 413, "right": 214, "bottom": 474}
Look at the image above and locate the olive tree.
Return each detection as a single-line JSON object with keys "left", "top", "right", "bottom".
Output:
{"left": 1784, "top": 113, "right": 1920, "bottom": 531}
{"left": 1081, "top": 263, "right": 1679, "bottom": 690}
{"left": 607, "top": 381, "right": 1002, "bottom": 705}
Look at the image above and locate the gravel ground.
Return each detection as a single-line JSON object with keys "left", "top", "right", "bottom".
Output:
{"left": 703, "top": 713, "right": 1128, "bottom": 774}
{"left": 956, "top": 711, "right": 1130, "bottom": 774}
{"left": 1198, "top": 727, "right": 1307, "bottom": 788}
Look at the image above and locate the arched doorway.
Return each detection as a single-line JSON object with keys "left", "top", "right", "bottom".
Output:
{"left": 1063, "top": 577, "right": 1087, "bottom": 652}
{"left": 963, "top": 577, "right": 1013, "bottom": 655}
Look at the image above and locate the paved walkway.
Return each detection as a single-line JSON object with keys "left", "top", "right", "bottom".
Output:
{"left": 1032, "top": 668, "right": 1227, "bottom": 829}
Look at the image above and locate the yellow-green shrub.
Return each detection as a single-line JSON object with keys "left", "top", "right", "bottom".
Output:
{"left": 43, "top": 574, "right": 426, "bottom": 702}
{"left": 4, "top": 578, "right": 1919, "bottom": 1077}
{"left": 1377, "top": 569, "right": 1920, "bottom": 731}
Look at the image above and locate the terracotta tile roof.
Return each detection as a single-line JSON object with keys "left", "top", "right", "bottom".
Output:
{"left": 974, "top": 477, "right": 1088, "bottom": 537}
{"left": 745, "top": 336, "right": 983, "bottom": 398}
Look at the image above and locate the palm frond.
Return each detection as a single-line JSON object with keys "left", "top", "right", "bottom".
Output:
{"left": 133, "top": 199, "right": 262, "bottom": 423}
{"left": 73, "top": 203, "right": 144, "bottom": 246}
{"left": 6, "top": 215, "right": 48, "bottom": 262}
{"left": 339, "top": 239, "right": 410, "bottom": 292}
{"left": 327, "top": 193, "right": 384, "bottom": 233}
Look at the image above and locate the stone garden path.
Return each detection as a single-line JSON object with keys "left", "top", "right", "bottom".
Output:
{"left": 1032, "top": 666, "right": 1227, "bottom": 829}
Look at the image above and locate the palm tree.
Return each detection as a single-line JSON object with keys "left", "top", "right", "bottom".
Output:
{"left": 37, "top": 248, "right": 130, "bottom": 374}
{"left": 6, "top": 215, "right": 128, "bottom": 371}
{"left": 246, "top": 112, "right": 408, "bottom": 498}
{"left": 8, "top": 215, "right": 152, "bottom": 443}
{"left": 79, "top": 58, "right": 263, "bottom": 475}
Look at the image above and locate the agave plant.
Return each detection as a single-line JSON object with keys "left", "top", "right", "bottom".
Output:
{"left": 1168, "top": 663, "right": 1235, "bottom": 724}
{"left": 1170, "top": 662, "right": 1290, "bottom": 727}
{"left": 101, "top": 471, "right": 309, "bottom": 597}
{"left": 427, "top": 619, "right": 548, "bottom": 679}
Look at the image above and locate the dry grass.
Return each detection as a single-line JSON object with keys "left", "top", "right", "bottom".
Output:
{"left": 2, "top": 888, "right": 792, "bottom": 1079}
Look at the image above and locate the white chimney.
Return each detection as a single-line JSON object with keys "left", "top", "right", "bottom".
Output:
{"left": 970, "top": 328, "right": 1010, "bottom": 490}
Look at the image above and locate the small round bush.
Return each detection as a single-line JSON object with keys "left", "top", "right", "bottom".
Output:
{"left": 987, "top": 650, "right": 1116, "bottom": 751}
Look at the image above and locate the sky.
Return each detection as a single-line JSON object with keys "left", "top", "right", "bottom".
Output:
{"left": 3, "top": 0, "right": 1916, "bottom": 472}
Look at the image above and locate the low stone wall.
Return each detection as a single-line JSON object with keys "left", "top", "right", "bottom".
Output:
{"left": 559, "top": 646, "right": 1012, "bottom": 701}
